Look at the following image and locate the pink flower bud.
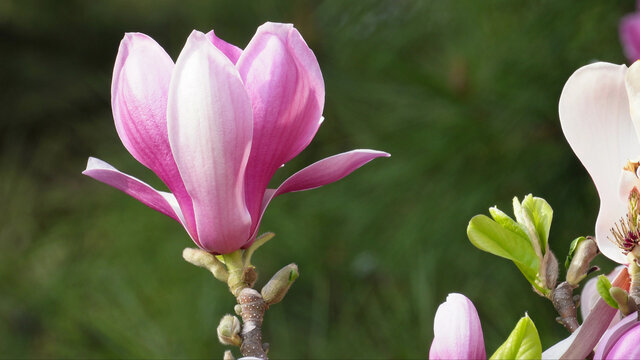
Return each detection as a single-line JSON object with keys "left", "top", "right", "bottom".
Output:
{"left": 429, "top": 293, "right": 486, "bottom": 360}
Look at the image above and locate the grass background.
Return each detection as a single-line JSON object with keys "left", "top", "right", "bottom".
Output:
{"left": 0, "top": 0, "right": 632, "bottom": 358}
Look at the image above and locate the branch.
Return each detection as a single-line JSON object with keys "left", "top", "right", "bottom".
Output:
{"left": 237, "top": 288, "right": 268, "bottom": 359}
{"left": 552, "top": 281, "right": 579, "bottom": 333}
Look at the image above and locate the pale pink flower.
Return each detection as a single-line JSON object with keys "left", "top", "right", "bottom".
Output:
{"left": 559, "top": 61, "right": 640, "bottom": 264}
{"left": 594, "top": 311, "right": 640, "bottom": 359}
{"left": 429, "top": 293, "right": 486, "bottom": 360}
{"left": 83, "top": 23, "right": 389, "bottom": 254}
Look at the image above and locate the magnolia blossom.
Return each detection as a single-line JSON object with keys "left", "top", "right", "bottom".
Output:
{"left": 594, "top": 311, "right": 640, "bottom": 360}
{"left": 621, "top": 2, "right": 640, "bottom": 62}
{"left": 83, "top": 23, "right": 389, "bottom": 254}
{"left": 429, "top": 293, "right": 486, "bottom": 360}
{"left": 559, "top": 61, "right": 640, "bottom": 264}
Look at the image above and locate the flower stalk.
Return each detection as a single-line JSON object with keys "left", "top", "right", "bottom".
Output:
{"left": 183, "top": 233, "right": 299, "bottom": 359}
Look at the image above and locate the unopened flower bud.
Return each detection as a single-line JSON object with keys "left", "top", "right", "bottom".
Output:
{"left": 217, "top": 314, "right": 242, "bottom": 346}
{"left": 261, "top": 263, "right": 298, "bottom": 306}
{"left": 566, "top": 237, "right": 598, "bottom": 286}
{"left": 182, "top": 248, "right": 229, "bottom": 282}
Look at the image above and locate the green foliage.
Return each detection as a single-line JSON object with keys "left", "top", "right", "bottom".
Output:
{"left": 488, "top": 207, "right": 529, "bottom": 240}
{"left": 467, "top": 195, "right": 554, "bottom": 296}
{"left": 467, "top": 214, "right": 544, "bottom": 294}
{"left": 490, "top": 314, "right": 542, "bottom": 360}
{"left": 516, "top": 195, "right": 554, "bottom": 254}
{"left": 596, "top": 275, "right": 618, "bottom": 309}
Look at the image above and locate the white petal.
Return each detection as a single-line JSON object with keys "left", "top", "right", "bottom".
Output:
{"left": 559, "top": 62, "right": 640, "bottom": 264}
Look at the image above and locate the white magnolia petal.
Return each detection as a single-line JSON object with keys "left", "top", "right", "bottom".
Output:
{"left": 559, "top": 62, "right": 640, "bottom": 264}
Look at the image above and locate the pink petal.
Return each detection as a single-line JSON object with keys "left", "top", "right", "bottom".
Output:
{"left": 167, "top": 30, "right": 253, "bottom": 254}
{"left": 559, "top": 62, "right": 640, "bottom": 264}
{"left": 559, "top": 267, "right": 630, "bottom": 359}
{"left": 249, "top": 150, "right": 389, "bottom": 240}
{"left": 82, "top": 157, "right": 200, "bottom": 246}
{"left": 429, "top": 293, "right": 486, "bottom": 360}
{"left": 580, "top": 265, "right": 625, "bottom": 325}
{"left": 595, "top": 311, "right": 640, "bottom": 360}
{"left": 621, "top": 14, "right": 640, "bottom": 63}
{"left": 205, "top": 29, "right": 242, "bottom": 64}
{"left": 237, "top": 22, "right": 325, "bottom": 229}
{"left": 111, "top": 32, "right": 198, "bottom": 243}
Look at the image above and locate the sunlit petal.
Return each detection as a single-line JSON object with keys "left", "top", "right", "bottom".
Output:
{"left": 168, "top": 30, "right": 253, "bottom": 254}
{"left": 559, "top": 62, "right": 640, "bottom": 264}
{"left": 237, "top": 22, "right": 325, "bottom": 228}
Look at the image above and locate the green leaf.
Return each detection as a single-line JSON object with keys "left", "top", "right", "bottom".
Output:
{"left": 489, "top": 207, "right": 529, "bottom": 240}
{"left": 490, "top": 314, "right": 542, "bottom": 360}
{"left": 564, "top": 236, "right": 586, "bottom": 270}
{"left": 596, "top": 275, "right": 618, "bottom": 309}
{"left": 521, "top": 195, "right": 553, "bottom": 253}
{"left": 467, "top": 215, "right": 544, "bottom": 294}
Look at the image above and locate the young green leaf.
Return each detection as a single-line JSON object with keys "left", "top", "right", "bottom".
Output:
{"left": 521, "top": 195, "right": 553, "bottom": 254}
{"left": 490, "top": 314, "right": 542, "bottom": 360}
{"left": 596, "top": 275, "right": 619, "bottom": 309}
{"left": 467, "top": 215, "right": 545, "bottom": 294}
{"left": 489, "top": 206, "right": 529, "bottom": 240}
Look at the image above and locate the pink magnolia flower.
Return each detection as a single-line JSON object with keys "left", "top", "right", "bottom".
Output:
{"left": 429, "top": 293, "right": 486, "bottom": 360}
{"left": 83, "top": 23, "right": 389, "bottom": 254}
{"left": 559, "top": 61, "right": 640, "bottom": 264}
{"left": 594, "top": 311, "right": 640, "bottom": 360}
{"left": 621, "top": 2, "right": 640, "bottom": 62}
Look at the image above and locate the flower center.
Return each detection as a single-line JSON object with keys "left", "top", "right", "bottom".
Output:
{"left": 611, "top": 217, "right": 640, "bottom": 255}
{"left": 611, "top": 161, "right": 640, "bottom": 256}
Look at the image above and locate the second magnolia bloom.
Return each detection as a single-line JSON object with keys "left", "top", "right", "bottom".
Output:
{"left": 429, "top": 293, "right": 486, "bottom": 360}
{"left": 559, "top": 60, "right": 640, "bottom": 265}
{"left": 84, "top": 23, "right": 389, "bottom": 254}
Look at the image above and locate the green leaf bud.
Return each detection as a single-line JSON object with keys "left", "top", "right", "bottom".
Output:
{"left": 217, "top": 314, "right": 242, "bottom": 346}
{"left": 261, "top": 263, "right": 299, "bottom": 306}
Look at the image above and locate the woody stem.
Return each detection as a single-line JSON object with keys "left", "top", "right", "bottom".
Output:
{"left": 237, "top": 288, "right": 268, "bottom": 359}
{"left": 551, "top": 281, "right": 579, "bottom": 333}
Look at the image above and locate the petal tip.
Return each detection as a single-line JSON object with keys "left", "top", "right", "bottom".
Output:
{"left": 83, "top": 156, "right": 99, "bottom": 173}
{"left": 259, "top": 22, "right": 294, "bottom": 34}
{"left": 188, "top": 29, "right": 207, "bottom": 39}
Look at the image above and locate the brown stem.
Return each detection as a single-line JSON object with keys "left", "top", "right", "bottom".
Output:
{"left": 237, "top": 288, "right": 268, "bottom": 359}
{"left": 552, "top": 281, "right": 579, "bottom": 333}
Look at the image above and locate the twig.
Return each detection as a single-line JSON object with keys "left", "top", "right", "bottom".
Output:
{"left": 552, "top": 281, "right": 579, "bottom": 333}
{"left": 237, "top": 288, "right": 268, "bottom": 359}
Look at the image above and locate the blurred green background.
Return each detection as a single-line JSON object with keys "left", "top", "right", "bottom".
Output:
{"left": 0, "top": 0, "right": 632, "bottom": 358}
